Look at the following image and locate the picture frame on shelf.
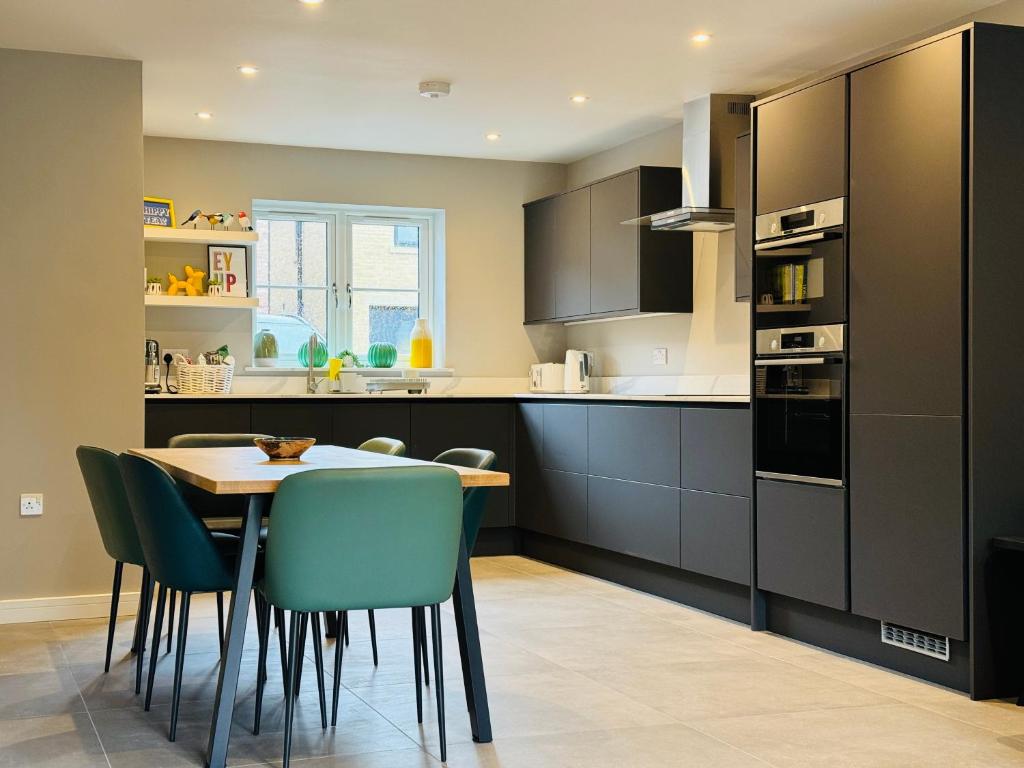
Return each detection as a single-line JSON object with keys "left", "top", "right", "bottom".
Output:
{"left": 143, "top": 197, "right": 175, "bottom": 227}
{"left": 208, "top": 244, "right": 248, "bottom": 298}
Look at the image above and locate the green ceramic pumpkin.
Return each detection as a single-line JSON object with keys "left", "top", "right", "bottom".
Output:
{"left": 367, "top": 342, "right": 398, "bottom": 368}
{"left": 298, "top": 338, "right": 329, "bottom": 368}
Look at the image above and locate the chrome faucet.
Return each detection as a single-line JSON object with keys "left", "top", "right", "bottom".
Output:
{"left": 307, "top": 333, "right": 324, "bottom": 393}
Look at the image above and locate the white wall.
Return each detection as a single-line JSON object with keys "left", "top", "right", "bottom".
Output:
{"left": 562, "top": 126, "right": 750, "bottom": 380}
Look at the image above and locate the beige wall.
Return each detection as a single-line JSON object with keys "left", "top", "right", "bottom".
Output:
{"left": 143, "top": 138, "right": 567, "bottom": 376}
{"left": 1, "top": 49, "right": 143, "bottom": 601}
{"left": 563, "top": 126, "right": 750, "bottom": 378}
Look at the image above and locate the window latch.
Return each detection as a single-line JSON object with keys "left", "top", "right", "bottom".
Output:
{"left": 346, "top": 282, "right": 352, "bottom": 308}
{"left": 332, "top": 281, "right": 339, "bottom": 308}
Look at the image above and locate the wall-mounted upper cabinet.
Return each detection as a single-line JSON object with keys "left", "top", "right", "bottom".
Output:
{"left": 755, "top": 77, "right": 847, "bottom": 215}
{"left": 524, "top": 166, "right": 692, "bottom": 324}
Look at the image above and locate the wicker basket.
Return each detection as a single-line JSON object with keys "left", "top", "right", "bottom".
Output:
{"left": 176, "top": 362, "right": 234, "bottom": 394}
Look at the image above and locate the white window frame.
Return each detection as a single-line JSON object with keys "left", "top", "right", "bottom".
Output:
{"left": 252, "top": 200, "right": 446, "bottom": 369}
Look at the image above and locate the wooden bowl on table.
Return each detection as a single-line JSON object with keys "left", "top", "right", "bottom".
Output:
{"left": 254, "top": 437, "right": 316, "bottom": 461}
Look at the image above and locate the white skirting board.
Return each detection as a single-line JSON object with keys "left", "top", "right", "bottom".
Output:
{"left": 0, "top": 591, "right": 141, "bottom": 625}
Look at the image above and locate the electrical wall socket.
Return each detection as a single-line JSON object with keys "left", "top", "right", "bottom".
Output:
{"left": 20, "top": 493, "right": 43, "bottom": 517}
{"left": 163, "top": 348, "right": 189, "bottom": 365}
{"left": 652, "top": 347, "right": 668, "bottom": 366}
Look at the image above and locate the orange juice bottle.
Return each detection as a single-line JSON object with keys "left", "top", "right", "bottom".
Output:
{"left": 409, "top": 318, "right": 433, "bottom": 368}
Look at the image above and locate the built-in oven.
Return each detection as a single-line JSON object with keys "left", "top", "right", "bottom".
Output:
{"left": 754, "top": 324, "right": 845, "bottom": 487}
{"left": 754, "top": 197, "right": 845, "bottom": 329}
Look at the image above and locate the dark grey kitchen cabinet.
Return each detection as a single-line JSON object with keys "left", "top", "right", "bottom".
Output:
{"left": 518, "top": 468, "right": 588, "bottom": 544}
{"left": 588, "top": 476, "right": 680, "bottom": 567}
{"left": 588, "top": 405, "right": 681, "bottom": 488}
{"left": 331, "top": 402, "right": 410, "bottom": 449}
{"left": 541, "top": 404, "right": 588, "bottom": 475}
{"left": 850, "top": 414, "right": 965, "bottom": 639}
{"left": 680, "top": 407, "right": 751, "bottom": 497}
{"left": 524, "top": 166, "right": 692, "bottom": 324}
{"left": 756, "top": 480, "right": 847, "bottom": 611}
{"left": 409, "top": 402, "right": 511, "bottom": 528}
{"left": 734, "top": 131, "right": 752, "bottom": 301}
{"left": 849, "top": 33, "right": 964, "bottom": 418}
{"left": 553, "top": 187, "right": 591, "bottom": 319}
{"left": 251, "top": 403, "right": 333, "bottom": 445}
{"left": 145, "top": 402, "right": 251, "bottom": 447}
{"left": 755, "top": 76, "right": 847, "bottom": 215}
{"left": 523, "top": 197, "right": 557, "bottom": 322}
{"left": 515, "top": 403, "right": 544, "bottom": 530}
{"left": 681, "top": 490, "right": 750, "bottom": 586}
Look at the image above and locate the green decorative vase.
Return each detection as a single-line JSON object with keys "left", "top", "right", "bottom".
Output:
{"left": 253, "top": 329, "right": 278, "bottom": 367}
{"left": 367, "top": 342, "right": 398, "bottom": 368}
{"left": 298, "top": 338, "right": 329, "bottom": 368}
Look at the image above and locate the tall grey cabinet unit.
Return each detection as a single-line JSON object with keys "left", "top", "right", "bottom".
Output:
{"left": 733, "top": 132, "right": 752, "bottom": 302}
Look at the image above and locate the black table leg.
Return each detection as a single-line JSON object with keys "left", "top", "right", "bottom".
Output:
{"left": 205, "top": 493, "right": 266, "bottom": 768}
{"left": 451, "top": 531, "right": 491, "bottom": 743}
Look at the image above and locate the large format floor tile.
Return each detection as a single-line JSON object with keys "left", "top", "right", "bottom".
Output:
{"left": 4, "top": 555, "right": 1024, "bottom": 767}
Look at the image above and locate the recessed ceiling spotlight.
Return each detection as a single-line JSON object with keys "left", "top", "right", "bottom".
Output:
{"left": 485, "top": 132, "right": 501, "bottom": 141}
{"left": 570, "top": 94, "right": 590, "bottom": 104}
{"left": 691, "top": 32, "right": 712, "bottom": 43}
{"left": 195, "top": 111, "right": 213, "bottom": 120}
{"left": 419, "top": 81, "right": 451, "bottom": 99}
{"left": 298, "top": 0, "right": 324, "bottom": 5}
{"left": 237, "top": 65, "right": 259, "bottom": 76}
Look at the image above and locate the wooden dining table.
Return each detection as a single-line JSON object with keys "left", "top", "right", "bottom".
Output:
{"left": 128, "top": 445, "right": 510, "bottom": 768}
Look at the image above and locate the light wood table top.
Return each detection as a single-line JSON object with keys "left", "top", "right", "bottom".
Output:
{"left": 128, "top": 445, "right": 510, "bottom": 495}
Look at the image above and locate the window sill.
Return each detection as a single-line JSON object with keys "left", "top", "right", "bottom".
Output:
{"left": 242, "top": 366, "right": 454, "bottom": 378}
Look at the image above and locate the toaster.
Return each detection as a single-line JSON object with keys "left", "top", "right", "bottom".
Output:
{"left": 529, "top": 363, "right": 566, "bottom": 393}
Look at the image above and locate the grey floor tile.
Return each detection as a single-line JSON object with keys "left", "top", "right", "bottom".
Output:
{"left": 0, "top": 712, "right": 107, "bottom": 768}
{"left": 0, "top": 667, "right": 85, "bottom": 720}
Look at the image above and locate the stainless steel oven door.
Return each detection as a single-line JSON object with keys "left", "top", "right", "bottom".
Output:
{"left": 754, "top": 355, "right": 845, "bottom": 487}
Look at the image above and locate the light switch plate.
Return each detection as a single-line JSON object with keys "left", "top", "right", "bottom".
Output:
{"left": 20, "top": 493, "right": 43, "bottom": 516}
{"left": 652, "top": 347, "right": 668, "bottom": 366}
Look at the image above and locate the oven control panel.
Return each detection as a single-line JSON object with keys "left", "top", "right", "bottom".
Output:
{"left": 756, "top": 324, "right": 844, "bottom": 356}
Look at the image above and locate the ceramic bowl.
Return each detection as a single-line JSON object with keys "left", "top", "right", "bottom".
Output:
{"left": 254, "top": 436, "right": 316, "bottom": 461}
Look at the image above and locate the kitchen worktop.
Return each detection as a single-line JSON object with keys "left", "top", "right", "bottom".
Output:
{"left": 144, "top": 392, "right": 749, "bottom": 404}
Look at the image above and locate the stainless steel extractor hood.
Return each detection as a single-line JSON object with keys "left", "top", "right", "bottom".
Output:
{"left": 649, "top": 94, "right": 754, "bottom": 232}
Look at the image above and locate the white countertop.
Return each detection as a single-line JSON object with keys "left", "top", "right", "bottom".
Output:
{"left": 145, "top": 392, "right": 749, "bottom": 404}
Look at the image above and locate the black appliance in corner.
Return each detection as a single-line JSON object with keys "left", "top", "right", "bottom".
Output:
{"left": 753, "top": 197, "right": 846, "bottom": 329}
{"left": 754, "top": 324, "right": 845, "bottom": 487}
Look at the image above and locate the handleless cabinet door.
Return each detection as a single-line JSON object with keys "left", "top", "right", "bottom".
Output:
{"left": 588, "top": 476, "right": 680, "bottom": 567}
{"left": 553, "top": 187, "right": 591, "bottom": 319}
{"left": 850, "top": 414, "right": 965, "bottom": 639}
{"left": 524, "top": 198, "right": 557, "bottom": 322}
{"left": 681, "top": 490, "right": 750, "bottom": 585}
{"left": 588, "top": 405, "right": 681, "bottom": 487}
{"left": 146, "top": 403, "right": 251, "bottom": 447}
{"left": 590, "top": 170, "right": 639, "bottom": 314}
{"left": 680, "top": 407, "right": 752, "bottom": 497}
{"left": 251, "top": 403, "right": 333, "bottom": 445}
{"left": 849, "top": 34, "right": 964, "bottom": 417}
{"left": 734, "top": 132, "right": 752, "bottom": 301}
{"left": 331, "top": 403, "right": 410, "bottom": 449}
{"left": 541, "top": 404, "right": 588, "bottom": 474}
{"left": 515, "top": 403, "right": 545, "bottom": 532}
{"left": 756, "top": 76, "right": 847, "bottom": 215}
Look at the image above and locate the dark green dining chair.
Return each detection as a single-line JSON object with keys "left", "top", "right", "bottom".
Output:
{"left": 254, "top": 466, "right": 463, "bottom": 767}
{"left": 76, "top": 446, "right": 153, "bottom": 691}
{"left": 117, "top": 453, "right": 258, "bottom": 742}
{"left": 357, "top": 436, "right": 406, "bottom": 456}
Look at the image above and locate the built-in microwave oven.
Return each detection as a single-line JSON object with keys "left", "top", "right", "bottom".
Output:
{"left": 753, "top": 197, "right": 846, "bottom": 330}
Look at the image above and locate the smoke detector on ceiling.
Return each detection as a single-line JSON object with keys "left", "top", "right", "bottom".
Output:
{"left": 419, "top": 81, "right": 451, "bottom": 99}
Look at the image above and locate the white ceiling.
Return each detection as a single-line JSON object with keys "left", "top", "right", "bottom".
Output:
{"left": 0, "top": 0, "right": 1000, "bottom": 163}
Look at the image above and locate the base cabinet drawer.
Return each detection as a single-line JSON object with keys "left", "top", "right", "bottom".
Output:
{"left": 588, "top": 476, "right": 680, "bottom": 567}
{"left": 251, "top": 404, "right": 333, "bottom": 445}
{"left": 519, "top": 469, "right": 588, "bottom": 544}
{"left": 332, "top": 403, "right": 410, "bottom": 449}
{"left": 145, "top": 403, "right": 251, "bottom": 448}
{"left": 680, "top": 408, "right": 752, "bottom": 497}
{"left": 756, "top": 480, "right": 847, "bottom": 610}
{"left": 588, "top": 405, "right": 681, "bottom": 487}
{"left": 681, "top": 491, "right": 750, "bottom": 585}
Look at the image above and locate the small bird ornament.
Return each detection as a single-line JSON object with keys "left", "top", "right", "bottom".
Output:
{"left": 219, "top": 212, "right": 235, "bottom": 230}
{"left": 203, "top": 212, "right": 225, "bottom": 229}
{"left": 179, "top": 208, "right": 202, "bottom": 228}
{"left": 238, "top": 211, "right": 253, "bottom": 231}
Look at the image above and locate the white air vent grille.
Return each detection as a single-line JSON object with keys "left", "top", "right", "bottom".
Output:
{"left": 880, "top": 621, "right": 949, "bottom": 661}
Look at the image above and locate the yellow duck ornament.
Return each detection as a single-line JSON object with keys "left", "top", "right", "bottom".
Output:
{"left": 167, "top": 265, "right": 206, "bottom": 296}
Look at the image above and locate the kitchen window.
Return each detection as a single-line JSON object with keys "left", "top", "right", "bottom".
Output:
{"left": 252, "top": 201, "right": 444, "bottom": 367}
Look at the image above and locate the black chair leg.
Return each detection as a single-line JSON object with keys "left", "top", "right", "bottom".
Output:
{"left": 135, "top": 569, "right": 153, "bottom": 695}
{"left": 282, "top": 611, "right": 301, "bottom": 768}
{"left": 412, "top": 608, "right": 423, "bottom": 724}
{"left": 311, "top": 612, "right": 327, "bottom": 730}
{"left": 168, "top": 592, "right": 191, "bottom": 742}
{"left": 253, "top": 596, "right": 272, "bottom": 735}
{"left": 330, "top": 613, "right": 345, "bottom": 727}
{"left": 418, "top": 606, "right": 430, "bottom": 686}
{"left": 430, "top": 604, "right": 447, "bottom": 763}
{"left": 145, "top": 586, "right": 167, "bottom": 711}
{"left": 216, "top": 591, "right": 225, "bottom": 653}
{"left": 130, "top": 566, "right": 147, "bottom": 655}
{"left": 342, "top": 610, "right": 350, "bottom": 646}
{"left": 295, "top": 612, "right": 308, "bottom": 697}
{"left": 166, "top": 590, "right": 176, "bottom": 654}
{"left": 324, "top": 611, "right": 338, "bottom": 639}
{"left": 105, "top": 561, "right": 123, "bottom": 673}
{"left": 275, "top": 607, "right": 288, "bottom": 695}
{"left": 368, "top": 609, "right": 379, "bottom": 667}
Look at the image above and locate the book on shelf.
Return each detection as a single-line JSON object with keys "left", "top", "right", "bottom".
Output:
{"left": 771, "top": 263, "right": 808, "bottom": 304}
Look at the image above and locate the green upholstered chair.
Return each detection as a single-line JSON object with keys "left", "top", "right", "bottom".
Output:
{"left": 254, "top": 466, "right": 463, "bottom": 767}
{"left": 357, "top": 436, "right": 406, "bottom": 456}
{"left": 117, "top": 453, "right": 256, "bottom": 741}
{"left": 76, "top": 446, "right": 153, "bottom": 689}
